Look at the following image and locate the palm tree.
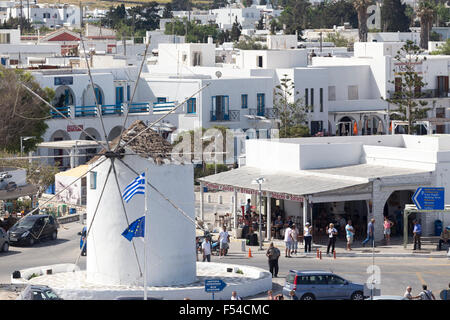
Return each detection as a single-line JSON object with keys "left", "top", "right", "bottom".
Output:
{"left": 417, "top": 1, "right": 435, "bottom": 50}
{"left": 353, "top": 0, "right": 373, "bottom": 42}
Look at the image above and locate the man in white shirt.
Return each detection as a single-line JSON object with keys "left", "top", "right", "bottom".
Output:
{"left": 201, "top": 237, "right": 212, "bottom": 262}
{"left": 284, "top": 225, "right": 293, "bottom": 258}
{"left": 219, "top": 226, "right": 230, "bottom": 258}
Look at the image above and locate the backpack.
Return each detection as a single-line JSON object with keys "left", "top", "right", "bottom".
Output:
{"left": 421, "top": 290, "right": 432, "bottom": 300}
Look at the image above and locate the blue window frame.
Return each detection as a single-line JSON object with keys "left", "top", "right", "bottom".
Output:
{"left": 257, "top": 93, "right": 265, "bottom": 116}
{"left": 241, "top": 94, "right": 248, "bottom": 109}
{"left": 94, "top": 87, "right": 103, "bottom": 105}
{"left": 127, "top": 85, "right": 130, "bottom": 101}
{"left": 115, "top": 86, "right": 124, "bottom": 107}
{"left": 211, "top": 95, "right": 229, "bottom": 121}
{"left": 157, "top": 97, "right": 167, "bottom": 104}
{"left": 187, "top": 98, "right": 196, "bottom": 114}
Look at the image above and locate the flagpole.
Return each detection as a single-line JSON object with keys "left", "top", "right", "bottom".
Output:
{"left": 144, "top": 168, "right": 148, "bottom": 301}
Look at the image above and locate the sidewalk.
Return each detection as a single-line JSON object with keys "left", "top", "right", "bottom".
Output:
{"left": 227, "top": 236, "right": 450, "bottom": 259}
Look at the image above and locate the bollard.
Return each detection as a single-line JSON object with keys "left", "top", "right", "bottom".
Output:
{"left": 333, "top": 250, "right": 336, "bottom": 259}
{"left": 248, "top": 248, "right": 253, "bottom": 258}
{"left": 316, "top": 249, "right": 319, "bottom": 259}
{"left": 319, "top": 251, "right": 322, "bottom": 260}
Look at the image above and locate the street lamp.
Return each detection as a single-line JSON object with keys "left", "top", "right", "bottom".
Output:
{"left": 252, "top": 177, "right": 265, "bottom": 251}
{"left": 20, "top": 136, "right": 35, "bottom": 157}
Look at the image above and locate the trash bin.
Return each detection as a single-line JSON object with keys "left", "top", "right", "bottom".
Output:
{"left": 435, "top": 220, "right": 443, "bottom": 236}
{"left": 69, "top": 208, "right": 76, "bottom": 215}
{"left": 203, "top": 187, "right": 208, "bottom": 193}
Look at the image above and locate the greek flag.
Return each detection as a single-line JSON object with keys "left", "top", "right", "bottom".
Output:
{"left": 122, "top": 172, "right": 145, "bottom": 203}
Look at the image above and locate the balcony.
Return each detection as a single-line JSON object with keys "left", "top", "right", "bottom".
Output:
{"left": 388, "top": 89, "right": 450, "bottom": 99}
{"left": 51, "top": 103, "right": 151, "bottom": 119}
{"left": 210, "top": 110, "right": 240, "bottom": 122}
{"left": 153, "top": 101, "right": 176, "bottom": 115}
{"left": 248, "top": 108, "right": 277, "bottom": 119}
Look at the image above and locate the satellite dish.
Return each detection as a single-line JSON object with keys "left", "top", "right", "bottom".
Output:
{"left": 215, "top": 71, "right": 222, "bottom": 79}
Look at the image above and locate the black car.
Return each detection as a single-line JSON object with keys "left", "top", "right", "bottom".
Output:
{"left": 8, "top": 215, "right": 58, "bottom": 246}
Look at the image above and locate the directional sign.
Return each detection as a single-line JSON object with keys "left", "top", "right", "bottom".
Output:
{"left": 412, "top": 187, "right": 445, "bottom": 210}
{"left": 205, "top": 279, "right": 227, "bottom": 293}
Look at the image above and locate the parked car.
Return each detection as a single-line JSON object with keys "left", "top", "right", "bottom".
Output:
{"left": 283, "top": 270, "right": 365, "bottom": 300}
{"left": 29, "top": 285, "right": 62, "bottom": 300}
{"left": 0, "top": 227, "right": 9, "bottom": 252}
{"left": 114, "top": 296, "right": 163, "bottom": 300}
{"left": 7, "top": 215, "right": 58, "bottom": 246}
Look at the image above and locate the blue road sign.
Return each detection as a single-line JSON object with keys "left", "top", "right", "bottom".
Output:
{"left": 205, "top": 279, "right": 227, "bottom": 293}
{"left": 412, "top": 187, "right": 445, "bottom": 210}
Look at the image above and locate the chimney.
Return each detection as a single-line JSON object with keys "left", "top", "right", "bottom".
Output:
{"left": 207, "top": 36, "right": 213, "bottom": 44}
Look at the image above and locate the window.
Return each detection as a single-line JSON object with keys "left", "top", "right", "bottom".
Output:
{"left": 157, "top": 97, "right": 167, "bottom": 104}
{"left": 394, "top": 77, "right": 402, "bottom": 93}
{"left": 320, "top": 88, "right": 323, "bottom": 112}
{"left": 187, "top": 98, "right": 196, "bottom": 114}
{"left": 327, "top": 275, "right": 346, "bottom": 285}
{"left": 257, "top": 93, "right": 265, "bottom": 116}
{"left": 257, "top": 56, "right": 263, "bottom": 68}
{"left": 115, "top": 86, "right": 124, "bottom": 106}
{"left": 297, "top": 275, "right": 328, "bottom": 285}
{"left": 211, "top": 96, "right": 230, "bottom": 121}
{"left": 241, "top": 94, "right": 248, "bottom": 109}
{"left": 310, "top": 88, "right": 314, "bottom": 112}
{"left": 193, "top": 52, "right": 201, "bottom": 66}
{"left": 0, "top": 33, "right": 10, "bottom": 44}
{"left": 305, "top": 88, "right": 309, "bottom": 107}
{"left": 437, "top": 76, "right": 449, "bottom": 97}
{"left": 90, "top": 172, "right": 97, "bottom": 190}
{"left": 286, "top": 273, "right": 296, "bottom": 284}
{"left": 328, "top": 86, "right": 336, "bottom": 101}
{"left": 94, "top": 87, "right": 103, "bottom": 105}
{"left": 348, "top": 85, "right": 358, "bottom": 100}
{"left": 127, "top": 85, "right": 131, "bottom": 101}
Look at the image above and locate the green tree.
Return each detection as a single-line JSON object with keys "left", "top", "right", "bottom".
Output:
{"left": 417, "top": 1, "right": 435, "bottom": 49}
{"left": 163, "top": 3, "right": 174, "bottom": 18}
{"left": 0, "top": 68, "right": 54, "bottom": 153}
{"left": 381, "top": 0, "right": 410, "bottom": 32}
{"left": 278, "top": 0, "right": 311, "bottom": 38}
{"left": 325, "top": 32, "right": 350, "bottom": 47}
{"left": 385, "top": 41, "right": 430, "bottom": 134}
{"left": 430, "top": 38, "right": 450, "bottom": 55}
{"left": 273, "top": 74, "right": 309, "bottom": 138}
{"left": 230, "top": 17, "right": 242, "bottom": 42}
{"left": 256, "top": 16, "right": 264, "bottom": 30}
{"left": 353, "top": 0, "right": 373, "bottom": 42}
{"left": 171, "top": 0, "right": 191, "bottom": 11}
{"left": 234, "top": 36, "right": 268, "bottom": 49}
{"left": 435, "top": 2, "right": 450, "bottom": 27}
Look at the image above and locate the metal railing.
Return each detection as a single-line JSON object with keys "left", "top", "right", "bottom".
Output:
{"left": 210, "top": 110, "right": 240, "bottom": 122}
{"left": 50, "top": 105, "right": 71, "bottom": 118}
{"left": 248, "top": 108, "right": 277, "bottom": 119}
{"left": 52, "top": 102, "right": 152, "bottom": 118}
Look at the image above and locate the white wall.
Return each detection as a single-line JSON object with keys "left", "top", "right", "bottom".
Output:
{"left": 86, "top": 155, "right": 196, "bottom": 286}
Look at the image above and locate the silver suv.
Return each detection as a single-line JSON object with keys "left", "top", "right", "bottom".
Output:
{"left": 283, "top": 270, "right": 365, "bottom": 300}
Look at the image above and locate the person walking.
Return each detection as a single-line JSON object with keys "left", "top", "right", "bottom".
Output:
{"left": 438, "top": 227, "right": 449, "bottom": 251}
{"left": 362, "top": 218, "right": 375, "bottom": 247}
{"left": 404, "top": 286, "right": 413, "bottom": 300}
{"left": 219, "top": 226, "right": 230, "bottom": 258}
{"left": 231, "top": 291, "right": 243, "bottom": 300}
{"left": 418, "top": 285, "right": 436, "bottom": 300}
{"left": 304, "top": 222, "right": 313, "bottom": 253}
{"left": 440, "top": 283, "right": 450, "bottom": 300}
{"left": 326, "top": 223, "right": 338, "bottom": 255}
{"left": 284, "top": 223, "right": 293, "bottom": 258}
{"left": 201, "top": 236, "right": 212, "bottom": 262}
{"left": 413, "top": 220, "right": 422, "bottom": 251}
{"left": 291, "top": 224, "right": 299, "bottom": 255}
{"left": 266, "top": 242, "right": 281, "bottom": 277}
{"left": 383, "top": 217, "right": 394, "bottom": 245}
{"left": 345, "top": 220, "right": 355, "bottom": 251}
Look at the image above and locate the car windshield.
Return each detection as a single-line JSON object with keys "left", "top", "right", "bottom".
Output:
{"left": 14, "top": 217, "right": 39, "bottom": 229}
{"left": 43, "top": 289, "right": 60, "bottom": 300}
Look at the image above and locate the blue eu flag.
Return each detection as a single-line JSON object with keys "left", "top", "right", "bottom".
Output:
{"left": 121, "top": 216, "right": 145, "bottom": 241}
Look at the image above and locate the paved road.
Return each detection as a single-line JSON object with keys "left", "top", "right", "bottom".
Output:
{"left": 1, "top": 221, "right": 449, "bottom": 300}
{"left": 0, "top": 221, "right": 86, "bottom": 283}
{"left": 216, "top": 249, "right": 450, "bottom": 299}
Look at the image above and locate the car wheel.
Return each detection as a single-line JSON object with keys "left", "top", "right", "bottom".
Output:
{"left": 301, "top": 293, "right": 315, "bottom": 300}
{"left": 51, "top": 231, "right": 57, "bottom": 240}
{"left": 351, "top": 291, "right": 364, "bottom": 300}
{"left": 2, "top": 242, "right": 8, "bottom": 252}
{"left": 28, "top": 237, "right": 35, "bottom": 246}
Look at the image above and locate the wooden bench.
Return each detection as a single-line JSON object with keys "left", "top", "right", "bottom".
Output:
{"left": 420, "top": 236, "right": 449, "bottom": 250}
